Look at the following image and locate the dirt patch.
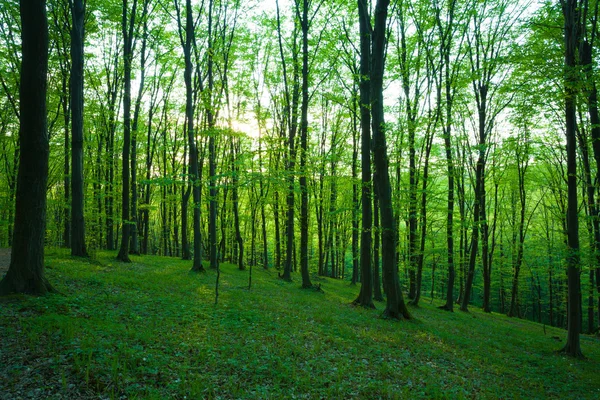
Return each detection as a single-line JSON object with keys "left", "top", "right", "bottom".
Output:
{"left": 0, "top": 248, "right": 10, "bottom": 276}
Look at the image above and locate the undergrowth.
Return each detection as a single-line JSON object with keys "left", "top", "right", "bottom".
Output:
{"left": 1, "top": 248, "right": 599, "bottom": 399}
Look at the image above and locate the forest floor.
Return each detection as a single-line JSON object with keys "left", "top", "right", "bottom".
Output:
{"left": 1, "top": 249, "right": 599, "bottom": 399}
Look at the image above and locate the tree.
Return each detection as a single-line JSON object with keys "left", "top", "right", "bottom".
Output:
{"left": 116, "top": 0, "right": 138, "bottom": 262}
{"left": 0, "top": 0, "right": 54, "bottom": 295}
{"left": 175, "top": 0, "right": 204, "bottom": 271}
{"left": 461, "top": 0, "right": 519, "bottom": 312}
{"left": 353, "top": 0, "right": 374, "bottom": 308}
{"left": 70, "top": 0, "right": 88, "bottom": 257}
{"left": 297, "top": 0, "right": 321, "bottom": 289}
{"left": 370, "top": 0, "right": 410, "bottom": 319}
{"left": 434, "top": 0, "right": 461, "bottom": 312}
{"left": 277, "top": 0, "right": 301, "bottom": 282}
{"left": 560, "top": 0, "right": 583, "bottom": 358}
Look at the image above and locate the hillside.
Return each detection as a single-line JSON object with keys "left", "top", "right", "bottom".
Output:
{"left": 1, "top": 249, "right": 599, "bottom": 399}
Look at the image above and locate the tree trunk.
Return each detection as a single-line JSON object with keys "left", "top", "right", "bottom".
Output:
{"left": 561, "top": 0, "right": 583, "bottom": 357}
{"left": 298, "top": 0, "right": 312, "bottom": 289}
{"left": 373, "top": 181, "right": 383, "bottom": 301}
{"left": 462, "top": 87, "right": 488, "bottom": 312}
{"left": 69, "top": 0, "right": 87, "bottom": 257}
{"left": 117, "top": 0, "right": 137, "bottom": 263}
{"left": 351, "top": 87, "right": 360, "bottom": 285}
{"left": 354, "top": 0, "right": 374, "bottom": 308}
{"left": 232, "top": 139, "right": 244, "bottom": 270}
{"left": 0, "top": 0, "right": 53, "bottom": 295}
{"left": 276, "top": 0, "right": 299, "bottom": 281}
{"left": 437, "top": 1, "right": 457, "bottom": 311}
{"left": 371, "top": 0, "right": 410, "bottom": 319}
{"left": 179, "top": 0, "right": 203, "bottom": 271}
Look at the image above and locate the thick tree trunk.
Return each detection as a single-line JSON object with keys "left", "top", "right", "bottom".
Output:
{"left": 70, "top": 0, "right": 87, "bottom": 257}
{"left": 0, "top": 0, "right": 53, "bottom": 295}
{"left": 371, "top": 0, "right": 410, "bottom": 319}
{"left": 354, "top": 0, "right": 374, "bottom": 308}
{"left": 561, "top": 0, "right": 583, "bottom": 357}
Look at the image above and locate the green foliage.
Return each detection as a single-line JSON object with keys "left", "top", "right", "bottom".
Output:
{"left": 1, "top": 249, "right": 599, "bottom": 398}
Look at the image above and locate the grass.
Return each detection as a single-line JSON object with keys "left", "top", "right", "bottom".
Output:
{"left": 1, "top": 248, "right": 599, "bottom": 399}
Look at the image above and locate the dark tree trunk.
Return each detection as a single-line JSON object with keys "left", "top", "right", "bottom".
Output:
{"left": 274, "top": 190, "right": 281, "bottom": 270}
{"left": 129, "top": 4, "right": 149, "bottom": 256}
{"left": 436, "top": 0, "right": 457, "bottom": 313}
{"left": 483, "top": 182, "right": 499, "bottom": 312}
{"left": 117, "top": 0, "right": 138, "bottom": 263}
{"left": 178, "top": 0, "right": 203, "bottom": 271}
{"left": 411, "top": 127, "right": 433, "bottom": 307}
{"left": 462, "top": 86, "right": 488, "bottom": 312}
{"left": 397, "top": 1, "right": 418, "bottom": 302}
{"left": 351, "top": 85, "right": 360, "bottom": 285}
{"left": 354, "top": 0, "right": 374, "bottom": 308}
{"left": 0, "top": 0, "right": 54, "bottom": 295}
{"left": 371, "top": 0, "right": 410, "bottom": 319}
{"left": 207, "top": 0, "right": 218, "bottom": 271}
{"left": 561, "top": 0, "right": 583, "bottom": 357}
{"left": 373, "top": 181, "right": 383, "bottom": 301}
{"left": 277, "top": 0, "right": 300, "bottom": 282}
{"left": 61, "top": 71, "right": 70, "bottom": 249}
{"left": 298, "top": 0, "right": 312, "bottom": 289}
{"left": 508, "top": 146, "right": 528, "bottom": 318}
{"left": 70, "top": 0, "right": 87, "bottom": 257}
{"left": 232, "top": 139, "right": 244, "bottom": 270}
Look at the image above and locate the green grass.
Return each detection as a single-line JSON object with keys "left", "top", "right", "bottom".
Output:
{"left": 1, "top": 249, "right": 599, "bottom": 399}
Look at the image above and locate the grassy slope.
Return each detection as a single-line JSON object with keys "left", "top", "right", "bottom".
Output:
{"left": 1, "top": 249, "right": 599, "bottom": 399}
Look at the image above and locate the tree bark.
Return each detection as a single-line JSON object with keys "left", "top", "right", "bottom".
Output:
{"left": 371, "top": 0, "right": 410, "bottom": 319}
{"left": 0, "top": 0, "right": 54, "bottom": 295}
{"left": 70, "top": 0, "right": 88, "bottom": 257}
{"left": 117, "top": 0, "right": 138, "bottom": 263}
{"left": 298, "top": 0, "right": 313, "bottom": 289}
{"left": 561, "top": 0, "right": 583, "bottom": 357}
{"left": 353, "top": 0, "right": 374, "bottom": 308}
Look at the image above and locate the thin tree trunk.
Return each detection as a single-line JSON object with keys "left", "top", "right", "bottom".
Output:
{"left": 117, "top": 0, "right": 138, "bottom": 263}
{"left": 373, "top": 180, "right": 383, "bottom": 301}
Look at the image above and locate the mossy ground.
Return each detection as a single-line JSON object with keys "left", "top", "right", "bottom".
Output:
{"left": 1, "top": 249, "right": 599, "bottom": 399}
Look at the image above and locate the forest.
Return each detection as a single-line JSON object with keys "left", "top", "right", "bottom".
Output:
{"left": 1, "top": 0, "right": 600, "bottom": 395}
